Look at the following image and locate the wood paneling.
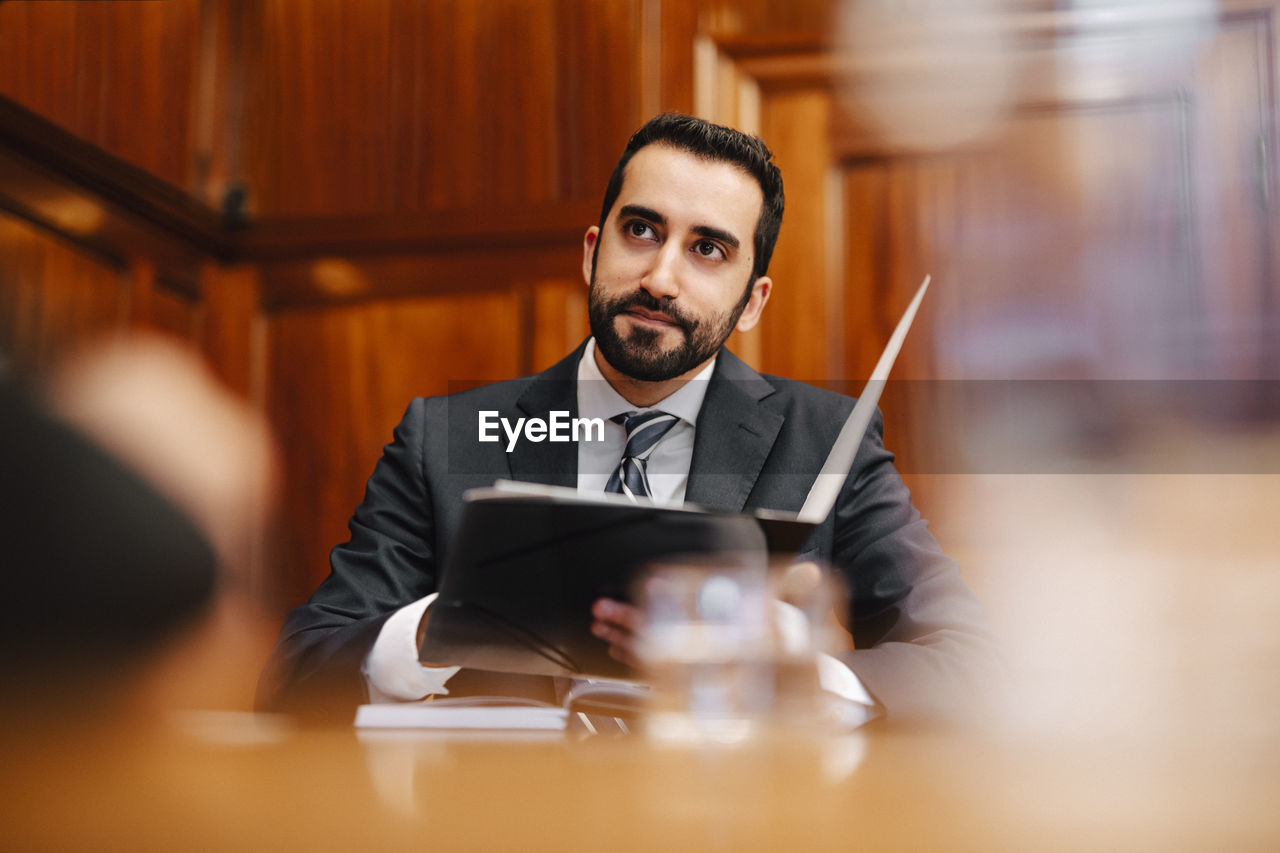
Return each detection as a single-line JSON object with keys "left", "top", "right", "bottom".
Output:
{"left": 0, "top": 208, "right": 204, "bottom": 375}
{"left": 237, "top": 199, "right": 599, "bottom": 262}
{"left": 0, "top": 96, "right": 227, "bottom": 295}
{"left": 704, "top": 0, "right": 839, "bottom": 42}
{"left": 256, "top": 243, "right": 583, "bottom": 312}
{"left": 756, "top": 89, "right": 837, "bottom": 384}
{"left": 239, "top": 0, "right": 645, "bottom": 217}
{"left": 531, "top": 277, "right": 590, "bottom": 372}
{"left": 267, "top": 291, "right": 523, "bottom": 602}
{"left": 200, "top": 263, "right": 260, "bottom": 398}
{"left": 149, "top": 282, "right": 201, "bottom": 342}
{"left": 0, "top": 0, "right": 201, "bottom": 191}
{"left": 0, "top": 214, "right": 130, "bottom": 375}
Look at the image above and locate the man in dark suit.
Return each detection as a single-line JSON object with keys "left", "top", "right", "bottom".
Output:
{"left": 259, "top": 113, "right": 1001, "bottom": 723}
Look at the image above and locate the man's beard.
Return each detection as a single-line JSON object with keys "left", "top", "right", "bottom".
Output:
{"left": 588, "top": 272, "right": 750, "bottom": 383}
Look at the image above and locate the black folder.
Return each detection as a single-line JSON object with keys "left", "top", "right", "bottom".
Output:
{"left": 421, "top": 278, "right": 933, "bottom": 682}
{"left": 422, "top": 485, "right": 814, "bottom": 679}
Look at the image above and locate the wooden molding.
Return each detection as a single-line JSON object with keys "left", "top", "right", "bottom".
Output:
{"left": 237, "top": 200, "right": 598, "bottom": 263}
{"left": 9, "top": 0, "right": 1269, "bottom": 308}
{"left": 0, "top": 96, "right": 229, "bottom": 255}
{"left": 0, "top": 94, "right": 599, "bottom": 307}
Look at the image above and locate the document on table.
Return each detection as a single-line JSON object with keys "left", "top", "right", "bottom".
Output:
{"left": 355, "top": 696, "right": 568, "bottom": 731}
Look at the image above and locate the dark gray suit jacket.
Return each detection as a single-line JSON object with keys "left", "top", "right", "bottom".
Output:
{"left": 259, "top": 344, "right": 1001, "bottom": 722}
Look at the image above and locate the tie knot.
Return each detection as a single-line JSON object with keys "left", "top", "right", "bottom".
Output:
{"left": 604, "top": 411, "right": 680, "bottom": 501}
{"left": 613, "top": 410, "right": 679, "bottom": 461}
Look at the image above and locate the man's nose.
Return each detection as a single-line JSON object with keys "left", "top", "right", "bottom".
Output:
{"left": 640, "top": 243, "right": 681, "bottom": 300}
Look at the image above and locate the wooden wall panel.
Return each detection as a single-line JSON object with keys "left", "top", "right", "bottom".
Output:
{"left": 0, "top": 0, "right": 201, "bottom": 191}
{"left": 240, "top": 0, "right": 645, "bottom": 217}
{"left": 0, "top": 214, "right": 130, "bottom": 375}
{"left": 531, "top": 277, "right": 590, "bottom": 372}
{"left": 703, "top": 0, "right": 839, "bottom": 41}
{"left": 266, "top": 290, "right": 522, "bottom": 603}
{"left": 756, "top": 89, "right": 837, "bottom": 384}
{"left": 199, "top": 263, "right": 261, "bottom": 398}
{"left": 149, "top": 283, "right": 202, "bottom": 342}
{"left": 0, "top": 210, "right": 204, "bottom": 378}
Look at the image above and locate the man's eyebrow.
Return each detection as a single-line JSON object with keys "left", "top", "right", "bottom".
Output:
{"left": 618, "top": 204, "right": 665, "bottom": 226}
{"left": 692, "top": 224, "right": 740, "bottom": 251}
{"left": 618, "top": 204, "right": 741, "bottom": 251}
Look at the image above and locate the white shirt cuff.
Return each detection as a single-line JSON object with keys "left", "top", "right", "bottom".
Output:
{"left": 362, "top": 593, "right": 462, "bottom": 703}
{"left": 775, "top": 600, "right": 877, "bottom": 728}
{"left": 816, "top": 652, "right": 878, "bottom": 727}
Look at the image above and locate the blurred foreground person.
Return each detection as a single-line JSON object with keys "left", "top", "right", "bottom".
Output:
{"left": 0, "top": 334, "right": 276, "bottom": 716}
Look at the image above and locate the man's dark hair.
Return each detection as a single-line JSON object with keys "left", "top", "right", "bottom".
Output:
{"left": 596, "top": 113, "right": 785, "bottom": 284}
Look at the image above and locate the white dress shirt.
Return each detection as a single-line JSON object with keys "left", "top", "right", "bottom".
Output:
{"left": 575, "top": 337, "right": 712, "bottom": 504}
{"left": 362, "top": 340, "right": 875, "bottom": 723}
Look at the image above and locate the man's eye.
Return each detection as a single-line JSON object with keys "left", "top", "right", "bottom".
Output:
{"left": 693, "top": 240, "right": 724, "bottom": 259}
{"left": 627, "top": 221, "right": 655, "bottom": 239}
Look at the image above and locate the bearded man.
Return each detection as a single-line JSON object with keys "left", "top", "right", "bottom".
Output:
{"left": 259, "top": 113, "right": 1000, "bottom": 724}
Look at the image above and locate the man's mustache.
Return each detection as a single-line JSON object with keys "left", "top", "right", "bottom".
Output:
{"left": 605, "top": 290, "right": 696, "bottom": 334}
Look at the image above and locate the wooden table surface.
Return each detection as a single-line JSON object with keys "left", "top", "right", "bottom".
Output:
{"left": 3, "top": 711, "right": 1277, "bottom": 852}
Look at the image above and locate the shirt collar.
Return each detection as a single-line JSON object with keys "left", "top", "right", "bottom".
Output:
{"left": 577, "top": 337, "right": 715, "bottom": 426}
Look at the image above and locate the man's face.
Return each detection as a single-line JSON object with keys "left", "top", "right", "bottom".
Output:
{"left": 583, "top": 144, "right": 772, "bottom": 383}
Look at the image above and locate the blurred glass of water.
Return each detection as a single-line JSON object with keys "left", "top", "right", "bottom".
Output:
{"left": 637, "top": 555, "right": 835, "bottom": 745}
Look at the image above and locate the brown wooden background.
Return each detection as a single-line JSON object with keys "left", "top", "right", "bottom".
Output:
{"left": 2, "top": 0, "right": 1276, "bottom": 613}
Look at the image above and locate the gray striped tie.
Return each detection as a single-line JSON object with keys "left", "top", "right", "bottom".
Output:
{"left": 604, "top": 411, "right": 679, "bottom": 501}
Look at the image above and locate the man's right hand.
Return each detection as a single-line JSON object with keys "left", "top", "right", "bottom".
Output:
{"left": 591, "top": 597, "right": 643, "bottom": 668}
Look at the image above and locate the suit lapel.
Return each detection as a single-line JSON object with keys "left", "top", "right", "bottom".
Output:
{"left": 685, "top": 350, "right": 783, "bottom": 513}
{"left": 504, "top": 344, "right": 583, "bottom": 490}
{"left": 503, "top": 344, "right": 785, "bottom": 505}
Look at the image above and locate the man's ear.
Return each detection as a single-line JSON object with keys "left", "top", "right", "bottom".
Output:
{"left": 582, "top": 227, "right": 600, "bottom": 287}
{"left": 735, "top": 276, "right": 772, "bottom": 333}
